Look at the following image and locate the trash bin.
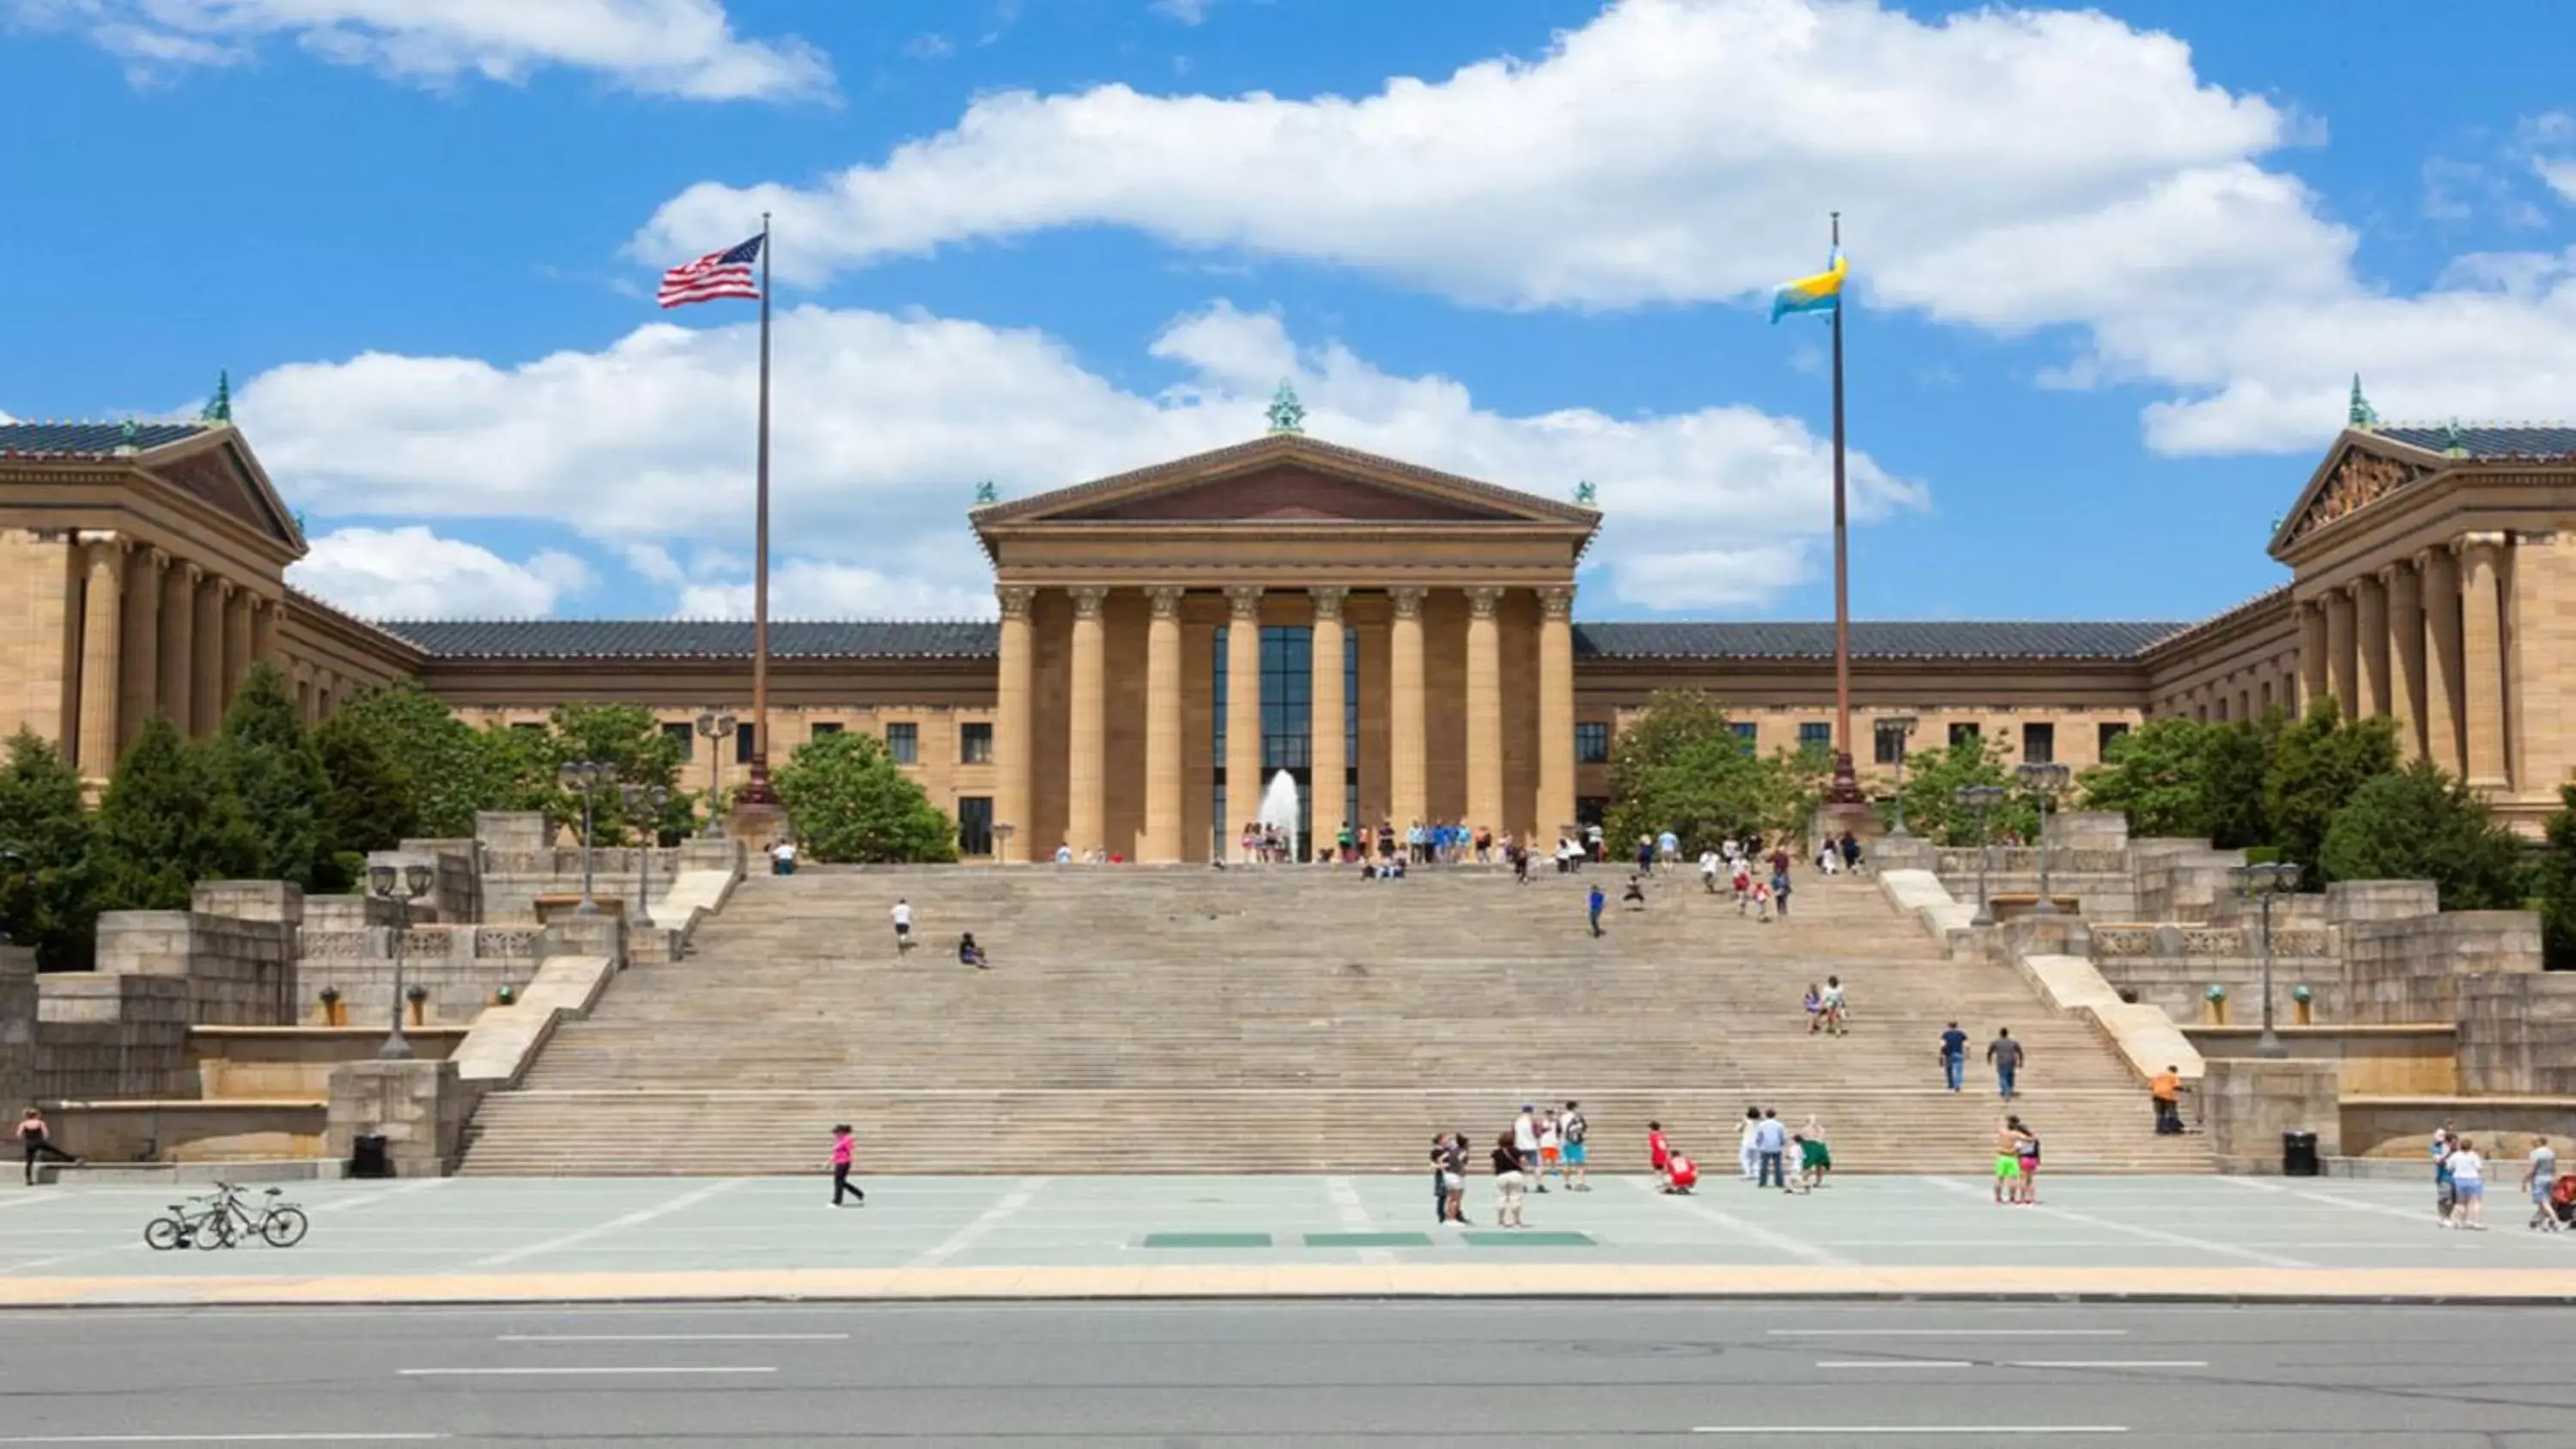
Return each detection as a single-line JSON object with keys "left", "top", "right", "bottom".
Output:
{"left": 350, "top": 1133, "right": 392, "bottom": 1179}
{"left": 2281, "top": 1130, "right": 2320, "bottom": 1178}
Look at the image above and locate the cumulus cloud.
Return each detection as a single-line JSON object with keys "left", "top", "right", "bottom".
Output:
{"left": 634, "top": 0, "right": 2576, "bottom": 454}
{"left": 15, "top": 0, "right": 831, "bottom": 100}
{"left": 289, "top": 527, "right": 593, "bottom": 619}
{"left": 240, "top": 300, "right": 1917, "bottom": 616}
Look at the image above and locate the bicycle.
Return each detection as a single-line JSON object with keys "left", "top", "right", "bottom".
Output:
{"left": 142, "top": 1192, "right": 234, "bottom": 1251}
{"left": 209, "top": 1182, "right": 309, "bottom": 1248}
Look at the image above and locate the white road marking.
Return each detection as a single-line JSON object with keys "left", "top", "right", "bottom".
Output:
{"left": 2007, "top": 1360, "right": 2208, "bottom": 1369}
{"left": 495, "top": 1333, "right": 848, "bottom": 1343}
{"left": 468, "top": 1179, "right": 747, "bottom": 1269}
{"left": 313, "top": 1179, "right": 453, "bottom": 1215}
{"left": 1621, "top": 1176, "right": 1851, "bottom": 1266}
{"left": 1816, "top": 1360, "right": 1972, "bottom": 1368}
{"left": 399, "top": 1367, "right": 775, "bottom": 1377}
{"left": 908, "top": 1177, "right": 1047, "bottom": 1269}
{"left": 1915, "top": 1178, "right": 2314, "bottom": 1268}
{"left": 1694, "top": 1428, "right": 2126, "bottom": 1436}
{"left": 2213, "top": 1173, "right": 2445, "bottom": 1226}
{"left": 1326, "top": 1175, "right": 1397, "bottom": 1265}
{"left": 1772, "top": 1328, "right": 2127, "bottom": 1337}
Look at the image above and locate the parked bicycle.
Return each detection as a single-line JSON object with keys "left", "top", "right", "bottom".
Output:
{"left": 142, "top": 1192, "right": 232, "bottom": 1251}
{"left": 143, "top": 1182, "right": 307, "bottom": 1251}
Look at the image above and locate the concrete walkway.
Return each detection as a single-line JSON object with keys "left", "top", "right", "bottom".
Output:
{"left": 3, "top": 1173, "right": 2570, "bottom": 1306}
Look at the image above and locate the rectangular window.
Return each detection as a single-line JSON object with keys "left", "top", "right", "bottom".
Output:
{"left": 2259, "top": 681, "right": 2274, "bottom": 712}
{"left": 2021, "top": 721, "right": 2056, "bottom": 764}
{"left": 1729, "top": 721, "right": 1759, "bottom": 755}
{"left": 1575, "top": 721, "right": 1611, "bottom": 764}
{"left": 662, "top": 721, "right": 695, "bottom": 761}
{"left": 961, "top": 721, "right": 994, "bottom": 764}
{"left": 2099, "top": 721, "right": 2129, "bottom": 757}
{"left": 1873, "top": 720, "right": 1910, "bottom": 766}
{"left": 1797, "top": 721, "right": 1832, "bottom": 756}
{"left": 810, "top": 721, "right": 843, "bottom": 737}
{"left": 957, "top": 797, "right": 993, "bottom": 857}
{"left": 736, "top": 724, "right": 757, "bottom": 764}
{"left": 1577, "top": 796, "right": 1610, "bottom": 828}
{"left": 1948, "top": 721, "right": 1981, "bottom": 749}
{"left": 886, "top": 721, "right": 918, "bottom": 765}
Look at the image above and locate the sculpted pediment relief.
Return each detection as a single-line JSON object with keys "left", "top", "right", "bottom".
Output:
{"left": 2285, "top": 446, "right": 2428, "bottom": 544}
{"left": 1058, "top": 464, "right": 1521, "bottom": 524}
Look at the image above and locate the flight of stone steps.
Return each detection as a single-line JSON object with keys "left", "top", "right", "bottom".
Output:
{"left": 459, "top": 863, "right": 2214, "bottom": 1176}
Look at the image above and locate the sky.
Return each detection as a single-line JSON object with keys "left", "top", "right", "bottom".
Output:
{"left": 4, "top": 0, "right": 2574, "bottom": 626}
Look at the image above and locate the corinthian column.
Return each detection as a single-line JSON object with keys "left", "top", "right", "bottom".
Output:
{"left": 1388, "top": 586, "right": 1428, "bottom": 834}
{"left": 1464, "top": 585, "right": 1504, "bottom": 837}
{"left": 1224, "top": 586, "right": 1264, "bottom": 856}
{"left": 1537, "top": 585, "right": 1576, "bottom": 842}
{"left": 1308, "top": 587, "right": 1347, "bottom": 852}
{"left": 118, "top": 547, "right": 164, "bottom": 755}
{"left": 2457, "top": 533, "right": 2511, "bottom": 789}
{"left": 2418, "top": 547, "right": 2464, "bottom": 776}
{"left": 191, "top": 576, "right": 227, "bottom": 735}
{"left": 2353, "top": 573, "right": 2389, "bottom": 719}
{"left": 993, "top": 585, "right": 1035, "bottom": 861}
{"left": 2382, "top": 561, "right": 2421, "bottom": 759}
{"left": 1066, "top": 585, "right": 1109, "bottom": 858}
{"left": 75, "top": 535, "right": 125, "bottom": 777}
{"left": 1142, "top": 586, "right": 1186, "bottom": 863}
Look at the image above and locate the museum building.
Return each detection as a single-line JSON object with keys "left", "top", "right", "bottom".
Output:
{"left": 5, "top": 408, "right": 2573, "bottom": 858}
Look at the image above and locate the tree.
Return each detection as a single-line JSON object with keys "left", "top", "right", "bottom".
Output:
{"left": 1892, "top": 731, "right": 2035, "bottom": 846}
{"left": 1602, "top": 691, "right": 1810, "bottom": 852}
{"left": 2263, "top": 700, "right": 2398, "bottom": 887}
{"left": 532, "top": 703, "right": 693, "bottom": 846}
{"left": 313, "top": 707, "right": 416, "bottom": 868}
{"left": 2536, "top": 785, "right": 2576, "bottom": 969}
{"left": 2078, "top": 718, "right": 2214, "bottom": 839}
{"left": 2200, "top": 712, "right": 2284, "bottom": 850}
{"left": 2319, "top": 760, "right": 2526, "bottom": 910}
{"left": 330, "top": 685, "right": 526, "bottom": 839}
{"left": 0, "top": 730, "right": 98, "bottom": 969}
{"left": 774, "top": 731, "right": 959, "bottom": 864}
{"left": 209, "top": 664, "right": 331, "bottom": 888}
{"left": 92, "top": 716, "right": 256, "bottom": 912}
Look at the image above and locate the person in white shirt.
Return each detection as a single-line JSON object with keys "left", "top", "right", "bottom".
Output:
{"left": 769, "top": 840, "right": 798, "bottom": 876}
{"left": 2524, "top": 1137, "right": 2560, "bottom": 1231}
{"left": 890, "top": 898, "right": 914, "bottom": 955}
{"left": 1512, "top": 1106, "right": 1541, "bottom": 1192}
{"left": 1737, "top": 1107, "right": 1762, "bottom": 1182}
{"left": 2445, "top": 1138, "right": 2487, "bottom": 1229}
{"left": 1698, "top": 849, "right": 1722, "bottom": 894}
{"left": 1054, "top": 842, "right": 1074, "bottom": 864}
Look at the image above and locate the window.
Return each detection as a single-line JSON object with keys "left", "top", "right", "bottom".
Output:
{"left": 2021, "top": 721, "right": 2056, "bottom": 764}
{"left": 961, "top": 721, "right": 993, "bottom": 764}
{"left": 810, "top": 721, "right": 843, "bottom": 737}
{"left": 1948, "top": 721, "right": 1981, "bottom": 749}
{"left": 662, "top": 721, "right": 695, "bottom": 761}
{"left": 1797, "top": 721, "right": 1832, "bottom": 756}
{"left": 957, "top": 797, "right": 993, "bottom": 856}
{"left": 1575, "top": 721, "right": 1611, "bottom": 764}
{"left": 886, "top": 721, "right": 918, "bottom": 764}
{"left": 1577, "top": 797, "right": 1610, "bottom": 828}
{"left": 2098, "top": 721, "right": 2129, "bottom": 757}
{"left": 1729, "top": 721, "right": 1759, "bottom": 755}
{"left": 736, "top": 724, "right": 757, "bottom": 764}
{"left": 511, "top": 721, "right": 544, "bottom": 736}
{"left": 1873, "top": 720, "right": 1911, "bottom": 766}
{"left": 2259, "top": 681, "right": 2274, "bottom": 712}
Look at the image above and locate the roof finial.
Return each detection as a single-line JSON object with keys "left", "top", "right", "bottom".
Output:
{"left": 202, "top": 369, "right": 233, "bottom": 424}
{"left": 1264, "top": 379, "right": 1305, "bottom": 435}
{"left": 114, "top": 416, "right": 139, "bottom": 456}
{"left": 2347, "top": 373, "right": 2377, "bottom": 431}
{"left": 971, "top": 478, "right": 999, "bottom": 506}
{"left": 2441, "top": 417, "right": 2469, "bottom": 458}
{"left": 1573, "top": 480, "right": 1598, "bottom": 506}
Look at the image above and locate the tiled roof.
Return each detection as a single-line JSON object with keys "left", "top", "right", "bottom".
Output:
{"left": 2376, "top": 424, "right": 2576, "bottom": 459}
{"left": 380, "top": 620, "right": 1002, "bottom": 660}
{"left": 0, "top": 421, "right": 216, "bottom": 457}
{"left": 1571, "top": 621, "right": 2189, "bottom": 661}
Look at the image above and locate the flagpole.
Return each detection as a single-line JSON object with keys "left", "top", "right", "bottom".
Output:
{"left": 744, "top": 211, "right": 777, "bottom": 805}
{"left": 1826, "top": 209, "right": 1862, "bottom": 806}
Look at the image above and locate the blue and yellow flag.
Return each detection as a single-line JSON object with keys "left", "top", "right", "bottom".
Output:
{"left": 1770, "top": 250, "right": 1847, "bottom": 323}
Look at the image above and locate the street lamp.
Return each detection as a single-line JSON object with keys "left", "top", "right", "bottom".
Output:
{"left": 558, "top": 760, "right": 617, "bottom": 915}
{"left": 1880, "top": 715, "right": 1918, "bottom": 838}
{"left": 992, "top": 821, "right": 1016, "bottom": 864}
{"left": 696, "top": 712, "right": 738, "bottom": 834}
{"left": 365, "top": 861, "right": 435, "bottom": 1060}
{"left": 1954, "top": 784, "right": 2007, "bottom": 927}
{"left": 2233, "top": 860, "right": 2301, "bottom": 1058}
{"left": 2014, "top": 760, "right": 2072, "bottom": 915}
{"left": 623, "top": 784, "right": 671, "bottom": 926}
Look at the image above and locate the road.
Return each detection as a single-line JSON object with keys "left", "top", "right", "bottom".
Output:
{"left": 2, "top": 1300, "right": 2575, "bottom": 1445}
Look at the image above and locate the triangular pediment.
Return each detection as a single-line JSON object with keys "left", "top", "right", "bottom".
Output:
{"left": 143, "top": 430, "right": 306, "bottom": 555}
{"left": 2269, "top": 431, "right": 2439, "bottom": 557}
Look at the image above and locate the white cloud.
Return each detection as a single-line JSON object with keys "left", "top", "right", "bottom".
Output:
{"left": 240, "top": 300, "right": 1918, "bottom": 616}
{"left": 634, "top": 0, "right": 2576, "bottom": 455}
{"left": 289, "top": 526, "right": 593, "bottom": 619}
{"left": 16, "top": 0, "right": 831, "bottom": 100}
{"left": 1151, "top": 0, "right": 1209, "bottom": 23}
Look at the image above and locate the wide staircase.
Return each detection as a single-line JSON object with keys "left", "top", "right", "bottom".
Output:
{"left": 459, "top": 864, "right": 2212, "bottom": 1176}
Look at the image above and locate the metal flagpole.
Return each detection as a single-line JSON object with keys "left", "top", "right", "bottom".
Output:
{"left": 1826, "top": 210, "right": 1861, "bottom": 805}
{"left": 744, "top": 212, "right": 777, "bottom": 805}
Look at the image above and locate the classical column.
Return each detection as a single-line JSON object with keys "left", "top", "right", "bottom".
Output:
{"left": 1463, "top": 585, "right": 1505, "bottom": 836}
{"left": 993, "top": 585, "right": 1036, "bottom": 862}
{"left": 1224, "top": 586, "right": 1265, "bottom": 853}
{"left": 191, "top": 575, "right": 227, "bottom": 736}
{"left": 160, "top": 561, "right": 197, "bottom": 736}
{"left": 1308, "top": 587, "right": 1347, "bottom": 851}
{"left": 2353, "top": 573, "right": 2389, "bottom": 720}
{"left": 2457, "top": 533, "right": 2511, "bottom": 789}
{"left": 1536, "top": 586, "right": 1577, "bottom": 842}
{"left": 2323, "top": 587, "right": 2357, "bottom": 720}
{"left": 1142, "top": 586, "right": 1186, "bottom": 864}
{"left": 74, "top": 535, "right": 125, "bottom": 776}
{"left": 2296, "top": 597, "right": 2328, "bottom": 714}
{"left": 118, "top": 547, "right": 164, "bottom": 755}
{"left": 1388, "top": 586, "right": 1428, "bottom": 833}
{"left": 222, "top": 586, "right": 255, "bottom": 709}
{"left": 1066, "top": 585, "right": 1109, "bottom": 859}
{"left": 251, "top": 594, "right": 280, "bottom": 664}
{"left": 2418, "top": 547, "right": 2465, "bottom": 775}
{"left": 2382, "top": 561, "right": 2422, "bottom": 760}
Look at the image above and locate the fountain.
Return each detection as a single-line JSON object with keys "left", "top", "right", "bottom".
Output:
{"left": 1258, "top": 769, "right": 1303, "bottom": 863}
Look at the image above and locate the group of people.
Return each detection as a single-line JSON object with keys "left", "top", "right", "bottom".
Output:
{"left": 1802, "top": 978, "right": 1850, "bottom": 1035}
{"left": 1433, "top": 1101, "right": 1590, "bottom": 1227}
{"left": 2433, "top": 1125, "right": 2568, "bottom": 1230}
{"left": 1938, "top": 1022, "right": 2026, "bottom": 1098}
{"left": 887, "top": 897, "right": 988, "bottom": 969}
{"left": 1697, "top": 840, "right": 1799, "bottom": 921}
{"left": 1643, "top": 1110, "right": 1831, "bottom": 1194}
{"left": 1993, "top": 1116, "right": 2043, "bottom": 1203}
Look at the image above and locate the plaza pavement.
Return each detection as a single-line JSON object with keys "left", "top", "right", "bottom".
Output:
{"left": 1, "top": 1173, "right": 2572, "bottom": 1307}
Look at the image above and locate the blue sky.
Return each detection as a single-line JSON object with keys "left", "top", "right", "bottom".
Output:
{"left": 5, "top": 0, "right": 2573, "bottom": 625}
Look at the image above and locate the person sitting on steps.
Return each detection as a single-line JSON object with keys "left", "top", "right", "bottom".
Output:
{"left": 958, "top": 933, "right": 988, "bottom": 970}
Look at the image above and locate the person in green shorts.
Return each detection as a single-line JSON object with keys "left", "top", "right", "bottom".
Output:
{"left": 1993, "top": 1118, "right": 2024, "bottom": 1203}
{"left": 1797, "top": 1118, "right": 1832, "bottom": 1189}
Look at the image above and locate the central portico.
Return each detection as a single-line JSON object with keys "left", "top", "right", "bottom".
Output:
{"left": 973, "top": 430, "right": 1600, "bottom": 862}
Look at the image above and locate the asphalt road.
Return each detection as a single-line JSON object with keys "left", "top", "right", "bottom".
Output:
{"left": 2, "top": 1300, "right": 2573, "bottom": 1446}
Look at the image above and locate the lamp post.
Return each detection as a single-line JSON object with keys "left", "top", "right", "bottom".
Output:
{"left": 1954, "top": 784, "right": 2007, "bottom": 927}
{"left": 365, "top": 861, "right": 435, "bottom": 1060}
{"left": 2233, "top": 860, "right": 2301, "bottom": 1058}
{"left": 2014, "top": 760, "right": 2072, "bottom": 915}
{"left": 623, "top": 784, "right": 670, "bottom": 926}
{"left": 558, "top": 760, "right": 617, "bottom": 915}
{"left": 992, "top": 822, "right": 1016, "bottom": 865}
{"left": 1880, "top": 715, "right": 1918, "bottom": 838}
{"left": 696, "top": 712, "right": 738, "bottom": 835}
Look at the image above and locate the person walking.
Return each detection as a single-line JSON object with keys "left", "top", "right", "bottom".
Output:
{"left": 1737, "top": 1107, "right": 1762, "bottom": 1182}
{"left": 1587, "top": 882, "right": 1606, "bottom": 938}
{"left": 1987, "top": 1027, "right": 2025, "bottom": 1100}
{"left": 1514, "top": 1104, "right": 1541, "bottom": 1191}
{"left": 17, "top": 1108, "right": 76, "bottom": 1185}
{"left": 1754, "top": 1110, "right": 1789, "bottom": 1191}
{"left": 829, "top": 1125, "right": 865, "bottom": 1207}
{"left": 890, "top": 897, "right": 915, "bottom": 955}
{"left": 2524, "top": 1136, "right": 2560, "bottom": 1231}
{"left": 1491, "top": 1131, "right": 1528, "bottom": 1228}
{"left": 1430, "top": 1134, "right": 1455, "bottom": 1224}
{"left": 1699, "top": 848, "right": 1722, "bottom": 894}
{"left": 2446, "top": 1137, "right": 2488, "bottom": 1229}
{"left": 1939, "top": 1022, "right": 1969, "bottom": 1093}
{"left": 1648, "top": 1119, "right": 1673, "bottom": 1186}
{"left": 1561, "top": 1100, "right": 1590, "bottom": 1191}
{"left": 1771, "top": 854, "right": 1794, "bottom": 919}
{"left": 1731, "top": 856, "right": 1753, "bottom": 914}
{"left": 1537, "top": 1109, "right": 1564, "bottom": 1192}
{"left": 2151, "top": 1065, "right": 2183, "bottom": 1134}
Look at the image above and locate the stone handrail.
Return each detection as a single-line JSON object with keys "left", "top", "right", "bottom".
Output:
{"left": 450, "top": 955, "right": 617, "bottom": 1093}
{"left": 297, "top": 925, "right": 542, "bottom": 964}
{"left": 2089, "top": 923, "right": 2334, "bottom": 960}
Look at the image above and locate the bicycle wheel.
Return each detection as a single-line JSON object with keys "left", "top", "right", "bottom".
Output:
{"left": 193, "top": 1214, "right": 238, "bottom": 1251}
{"left": 260, "top": 1207, "right": 308, "bottom": 1248}
{"left": 143, "top": 1217, "right": 182, "bottom": 1252}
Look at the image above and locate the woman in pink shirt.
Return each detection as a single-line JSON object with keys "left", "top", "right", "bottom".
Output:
{"left": 829, "top": 1125, "right": 864, "bottom": 1208}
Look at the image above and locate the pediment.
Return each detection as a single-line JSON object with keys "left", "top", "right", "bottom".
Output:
{"left": 144, "top": 432, "right": 305, "bottom": 554}
{"left": 2270, "top": 433, "right": 2436, "bottom": 556}
{"left": 1060, "top": 463, "right": 1520, "bottom": 523}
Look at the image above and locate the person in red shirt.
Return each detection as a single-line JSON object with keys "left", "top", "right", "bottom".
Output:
{"left": 1648, "top": 1120, "right": 1671, "bottom": 1173}
{"left": 1665, "top": 1151, "right": 1698, "bottom": 1194}
{"left": 829, "top": 1125, "right": 864, "bottom": 1208}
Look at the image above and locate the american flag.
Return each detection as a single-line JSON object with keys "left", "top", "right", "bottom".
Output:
{"left": 658, "top": 234, "right": 763, "bottom": 309}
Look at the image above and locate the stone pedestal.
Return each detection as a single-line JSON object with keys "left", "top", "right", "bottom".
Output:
{"left": 725, "top": 798, "right": 788, "bottom": 852}
{"left": 1813, "top": 800, "right": 1880, "bottom": 848}
{"left": 2202, "top": 1057, "right": 2342, "bottom": 1174}
{"left": 1, "top": 946, "right": 34, "bottom": 1116}
{"left": 326, "top": 1058, "right": 466, "bottom": 1178}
